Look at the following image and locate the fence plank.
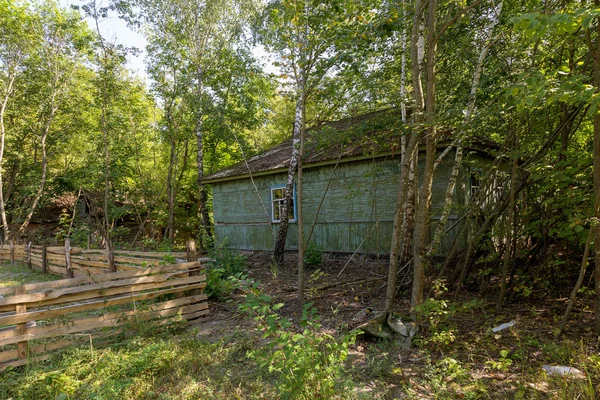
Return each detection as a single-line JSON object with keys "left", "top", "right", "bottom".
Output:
{"left": 0, "top": 293, "right": 207, "bottom": 326}
{"left": 0, "top": 273, "right": 206, "bottom": 310}
{"left": 0, "top": 261, "right": 201, "bottom": 296}
{"left": 0, "top": 295, "right": 208, "bottom": 346}
{"left": 65, "top": 238, "right": 73, "bottom": 279}
{"left": 26, "top": 243, "right": 31, "bottom": 270}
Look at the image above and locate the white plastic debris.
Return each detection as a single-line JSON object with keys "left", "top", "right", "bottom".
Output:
{"left": 542, "top": 365, "right": 586, "bottom": 379}
{"left": 491, "top": 320, "right": 516, "bottom": 333}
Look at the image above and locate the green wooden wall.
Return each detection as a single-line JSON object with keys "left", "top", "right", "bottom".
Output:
{"left": 211, "top": 150, "right": 483, "bottom": 256}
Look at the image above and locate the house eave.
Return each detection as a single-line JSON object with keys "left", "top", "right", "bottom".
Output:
{"left": 204, "top": 142, "right": 495, "bottom": 185}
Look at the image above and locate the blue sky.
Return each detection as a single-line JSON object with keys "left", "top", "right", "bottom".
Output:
{"left": 59, "top": 0, "right": 148, "bottom": 78}
{"left": 58, "top": 0, "right": 276, "bottom": 82}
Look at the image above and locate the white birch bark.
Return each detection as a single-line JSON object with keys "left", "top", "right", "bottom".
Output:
{"left": 427, "top": 3, "right": 502, "bottom": 257}
{"left": 385, "top": 0, "right": 426, "bottom": 311}
{"left": 273, "top": 88, "right": 304, "bottom": 263}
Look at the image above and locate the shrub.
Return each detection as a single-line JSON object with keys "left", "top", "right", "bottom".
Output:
{"left": 304, "top": 242, "right": 324, "bottom": 267}
{"left": 205, "top": 239, "right": 247, "bottom": 300}
{"left": 237, "top": 278, "right": 356, "bottom": 399}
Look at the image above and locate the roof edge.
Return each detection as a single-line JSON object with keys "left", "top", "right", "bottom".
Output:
{"left": 204, "top": 141, "right": 495, "bottom": 184}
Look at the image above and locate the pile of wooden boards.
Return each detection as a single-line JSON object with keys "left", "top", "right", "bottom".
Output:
{"left": 0, "top": 261, "right": 208, "bottom": 372}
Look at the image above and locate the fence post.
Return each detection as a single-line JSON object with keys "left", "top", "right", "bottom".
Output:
{"left": 42, "top": 242, "right": 48, "bottom": 274}
{"left": 65, "top": 237, "right": 73, "bottom": 278}
{"left": 26, "top": 242, "right": 32, "bottom": 269}
{"left": 186, "top": 239, "right": 200, "bottom": 296}
{"left": 9, "top": 239, "right": 14, "bottom": 263}
{"left": 15, "top": 285, "right": 28, "bottom": 361}
{"left": 186, "top": 239, "right": 197, "bottom": 263}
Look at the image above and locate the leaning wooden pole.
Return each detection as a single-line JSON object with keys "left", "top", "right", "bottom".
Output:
{"left": 556, "top": 227, "right": 594, "bottom": 339}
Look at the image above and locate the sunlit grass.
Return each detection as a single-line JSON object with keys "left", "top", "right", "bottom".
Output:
{"left": 0, "top": 262, "right": 60, "bottom": 287}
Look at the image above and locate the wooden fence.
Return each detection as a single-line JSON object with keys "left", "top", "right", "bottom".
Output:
{"left": 0, "top": 261, "right": 208, "bottom": 372}
{"left": 0, "top": 241, "right": 193, "bottom": 277}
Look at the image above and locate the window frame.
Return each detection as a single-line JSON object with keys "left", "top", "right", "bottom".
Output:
{"left": 270, "top": 184, "right": 297, "bottom": 223}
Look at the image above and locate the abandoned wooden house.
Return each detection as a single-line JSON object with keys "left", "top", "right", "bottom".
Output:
{"left": 204, "top": 110, "right": 499, "bottom": 256}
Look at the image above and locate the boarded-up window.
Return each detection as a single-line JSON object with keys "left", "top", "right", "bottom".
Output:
{"left": 271, "top": 186, "right": 295, "bottom": 223}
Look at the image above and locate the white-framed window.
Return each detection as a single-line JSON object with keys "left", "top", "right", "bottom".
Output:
{"left": 470, "top": 168, "right": 482, "bottom": 199}
{"left": 271, "top": 184, "right": 296, "bottom": 223}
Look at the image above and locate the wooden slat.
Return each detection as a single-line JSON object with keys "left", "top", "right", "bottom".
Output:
{"left": 182, "top": 309, "right": 210, "bottom": 320}
{"left": 33, "top": 276, "right": 205, "bottom": 311}
{"left": 0, "top": 295, "right": 208, "bottom": 346}
{"left": 0, "top": 262, "right": 201, "bottom": 296}
{"left": 0, "top": 339, "right": 73, "bottom": 363}
{"left": 0, "top": 354, "right": 51, "bottom": 372}
{"left": 0, "top": 273, "right": 205, "bottom": 309}
{"left": 0, "top": 293, "right": 207, "bottom": 326}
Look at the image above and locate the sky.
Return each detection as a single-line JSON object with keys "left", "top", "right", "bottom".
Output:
{"left": 59, "top": 0, "right": 148, "bottom": 78}
{"left": 58, "top": 0, "right": 277, "bottom": 83}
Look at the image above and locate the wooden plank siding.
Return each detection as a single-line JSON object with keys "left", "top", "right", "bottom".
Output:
{"left": 211, "top": 149, "right": 485, "bottom": 255}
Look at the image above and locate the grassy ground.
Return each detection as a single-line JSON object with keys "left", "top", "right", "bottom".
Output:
{"left": 0, "top": 262, "right": 60, "bottom": 288}
{"left": 0, "top": 260, "right": 598, "bottom": 399}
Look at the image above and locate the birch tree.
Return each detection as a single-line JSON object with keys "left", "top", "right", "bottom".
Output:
{"left": 127, "top": 0, "right": 257, "bottom": 251}
{"left": 0, "top": 1, "right": 38, "bottom": 242}
{"left": 12, "top": 2, "right": 91, "bottom": 241}
{"left": 261, "top": 0, "right": 374, "bottom": 302}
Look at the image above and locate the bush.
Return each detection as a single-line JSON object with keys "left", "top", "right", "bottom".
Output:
{"left": 237, "top": 278, "right": 356, "bottom": 399}
{"left": 205, "top": 239, "right": 247, "bottom": 300}
{"left": 304, "top": 242, "right": 323, "bottom": 267}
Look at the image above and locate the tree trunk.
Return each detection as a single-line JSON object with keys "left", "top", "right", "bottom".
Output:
{"left": 498, "top": 126, "right": 517, "bottom": 309}
{"left": 297, "top": 101, "right": 306, "bottom": 303}
{"left": 14, "top": 103, "right": 56, "bottom": 240}
{"left": 166, "top": 116, "right": 177, "bottom": 242}
{"left": 428, "top": 3, "right": 501, "bottom": 257}
{"left": 273, "top": 91, "right": 305, "bottom": 264}
{"left": 411, "top": 0, "right": 437, "bottom": 315}
{"left": 92, "top": 7, "right": 116, "bottom": 273}
{"left": 196, "top": 64, "right": 212, "bottom": 252}
{"left": 384, "top": 0, "right": 426, "bottom": 311}
{"left": 587, "top": 1, "right": 600, "bottom": 334}
{"left": 0, "top": 75, "right": 16, "bottom": 242}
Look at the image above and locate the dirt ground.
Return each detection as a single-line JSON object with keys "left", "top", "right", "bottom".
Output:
{"left": 196, "top": 251, "right": 600, "bottom": 399}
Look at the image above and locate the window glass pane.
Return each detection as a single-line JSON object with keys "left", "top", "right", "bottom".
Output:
{"left": 273, "top": 188, "right": 284, "bottom": 200}
{"left": 273, "top": 201, "right": 280, "bottom": 221}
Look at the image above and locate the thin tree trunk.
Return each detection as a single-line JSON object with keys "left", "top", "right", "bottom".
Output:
{"left": 385, "top": 0, "right": 426, "bottom": 311}
{"left": 584, "top": 5, "right": 600, "bottom": 333}
{"left": 166, "top": 115, "right": 177, "bottom": 242}
{"left": 556, "top": 227, "right": 593, "bottom": 338}
{"left": 273, "top": 91, "right": 305, "bottom": 264}
{"left": 14, "top": 103, "right": 56, "bottom": 240}
{"left": 196, "top": 64, "right": 212, "bottom": 252}
{"left": 0, "top": 74, "right": 16, "bottom": 241}
{"left": 497, "top": 126, "right": 517, "bottom": 309}
{"left": 411, "top": 0, "right": 437, "bottom": 316}
{"left": 297, "top": 101, "right": 306, "bottom": 303}
{"left": 92, "top": 5, "right": 115, "bottom": 272}
{"left": 428, "top": 3, "right": 501, "bottom": 257}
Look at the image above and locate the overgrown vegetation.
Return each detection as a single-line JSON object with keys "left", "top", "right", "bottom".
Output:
{"left": 0, "top": 262, "right": 599, "bottom": 399}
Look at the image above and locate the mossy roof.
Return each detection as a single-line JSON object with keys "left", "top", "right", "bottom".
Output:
{"left": 204, "top": 109, "right": 498, "bottom": 183}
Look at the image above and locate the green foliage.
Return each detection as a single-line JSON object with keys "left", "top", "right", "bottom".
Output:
{"left": 238, "top": 279, "right": 357, "bottom": 400}
{"left": 205, "top": 239, "right": 248, "bottom": 300}
{"left": 303, "top": 241, "right": 323, "bottom": 267}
